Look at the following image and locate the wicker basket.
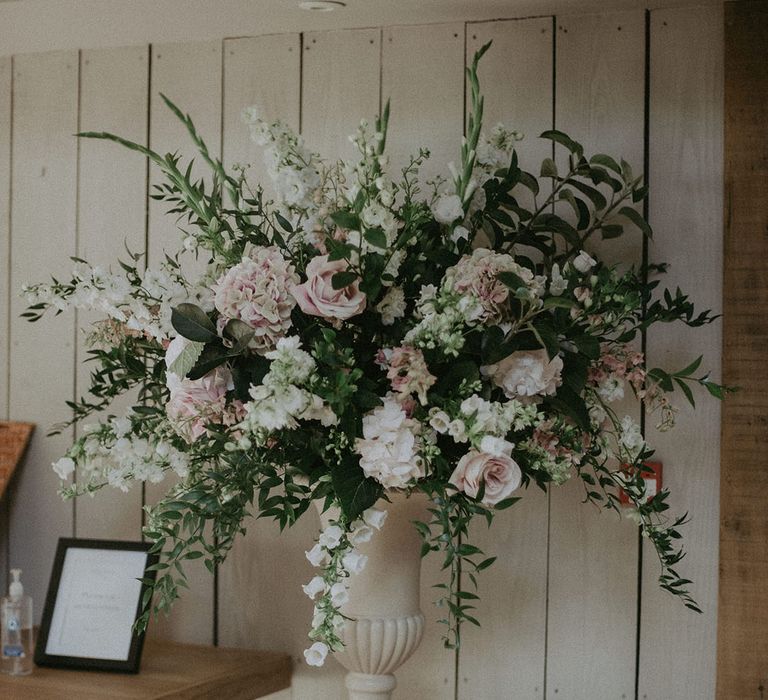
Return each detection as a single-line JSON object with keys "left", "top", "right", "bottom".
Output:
{"left": 0, "top": 421, "right": 34, "bottom": 502}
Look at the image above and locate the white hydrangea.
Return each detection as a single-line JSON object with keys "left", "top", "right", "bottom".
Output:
{"left": 355, "top": 399, "right": 426, "bottom": 488}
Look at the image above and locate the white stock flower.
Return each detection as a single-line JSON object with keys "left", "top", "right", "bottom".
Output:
{"left": 342, "top": 549, "right": 368, "bottom": 575}
{"left": 329, "top": 581, "right": 349, "bottom": 607}
{"left": 362, "top": 507, "right": 388, "bottom": 530}
{"left": 597, "top": 376, "right": 625, "bottom": 403}
{"left": 428, "top": 409, "right": 451, "bottom": 434}
{"left": 304, "top": 641, "right": 329, "bottom": 667}
{"left": 302, "top": 576, "right": 326, "bottom": 600}
{"left": 620, "top": 416, "right": 645, "bottom": 456}
{"left": 479, "top": 435, "right": 514, "bottom": 458}
{"left": 432, "top": 194, "right": 465, "bottom": 225}
{"left": 52, "top": 457, "right": 75, "bottom": 480}
{"left": 573, "top": 251, "right": 597, "bottom": 274}
{"left": 305, "top": 543, "right": 327, "bottom": 567}
{"left": 549, "top": 263, "right": 567, "bottom": 296}
{"left": 375, "top": 286, "right": 406, "bottom": 326}
{"left": 448, "top": 419, "right": 469, "bottom": 443}
{"left": 318, "top": 524, "right": 344, "bottom": 550}
{"left": 349, "top": 523, "right": 374, "bottom": 545}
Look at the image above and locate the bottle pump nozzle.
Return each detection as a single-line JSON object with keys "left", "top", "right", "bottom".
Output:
{"left": 9, "top": 569, "right": 23, "bottom": 599}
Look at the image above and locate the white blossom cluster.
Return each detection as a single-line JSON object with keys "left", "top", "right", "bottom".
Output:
{"left": 302, "top": 507, "right": 387, "bottom": 667}
{"left": 475, "top": 123, "right": 524, "bottom": 171}
{"left": 243, "top": 106, "right": 322, "bottom": 214}
{"left": 23, "top": 261, "right": 191, "bottom": 342}
{"left": 238, "top": 337, "right": 337, "bottom": 438}
{"left": 429, "top": 394, "right": 539, "bottom": 451}
{"left": 355, "top": 398, "right": 430, "bottom": 489}
{"left": 52, "top": 414, "right": 189, "bottom": 493}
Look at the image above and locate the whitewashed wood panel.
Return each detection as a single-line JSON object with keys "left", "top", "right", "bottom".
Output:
{"left": 382, "top": 23, "right": 464, "bottom": 186}
{"left": 8, "top": 51, "right": 79, "bottom": 618}
{"left": 146, "top": 39, "right": 223, "bottom": 645}
{"left": 639, "top": 7, "right": 723, "bottom": 699}
{"left": 0, "top": 57, "right": 10, "bottom": 425}
{"left": 302, "top": 28, "right": 381, "bottom": 160}
{"left": 221, "top": 34, "right": 300, "bottom": 200}
{"left": 381, "top": 22, "right": 465, "bottom": 700}
{"left": 547, "top": 11, "right": 645, "bottom": 699}
{"left": 0, "top": 56, "right": 12, "bottom": 596}
{"left": 75, "top": 45, "right": 149, "bottom": 541}
{"left": 456, "top": 19, "right": 553, "bottom": 700}
{"left": 218, "top": 34, "right": 311, "bottom": 666}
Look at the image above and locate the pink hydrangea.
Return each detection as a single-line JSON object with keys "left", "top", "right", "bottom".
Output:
{"left": 212, "top": 247, "right": 299, "bottom": 354}
{"left": 445, "top": 248, "right": 540, "bottom": 323}
{"left": 166, "top": 367, "right": 245, "bottom": 443}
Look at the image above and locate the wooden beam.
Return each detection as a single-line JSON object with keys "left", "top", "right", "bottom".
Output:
{"left": 718, "top": 2, "right": 768, "bottom": 697}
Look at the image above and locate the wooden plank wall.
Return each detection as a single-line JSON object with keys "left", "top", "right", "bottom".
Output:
{"left": 718, "top": 1, "right": 768, "bottom": 698}
{"left": 640, "top": 7, "right": 723, "bottom": 700}
{"left": 0, "top": 6, "right": 725, "bottom": 698}
{"left": 0, "top": 56, "right": 11, "bottom": 594}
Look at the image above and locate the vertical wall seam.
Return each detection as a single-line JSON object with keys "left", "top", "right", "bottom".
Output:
{"left": 4, "top": 55, "right": 15, "bottom": 591}
{"left": 378, "top": 27, "right": 383, "bottom": 116}
{"left": 212, "top": 37, "right": 227, "bottom": 649}
{"left": 141, "top": 43, "right": 153, "bottom": 536}
{"left": 298, "top": 33, "right": 304, "bottom": 135}
{"left": 635, "top": 9, "right": 652, "bottom": 700}
{"left": 4, "top": 57, "right": 12, "bottom": 422}
{"left": 453, "top": 22, "right": 470, "bottom": 700}
{"left": 542, "top": 17, "right": 557, "bottom": 699}
{"left": 72, "top": 48, "right": 83, "bottom": 539}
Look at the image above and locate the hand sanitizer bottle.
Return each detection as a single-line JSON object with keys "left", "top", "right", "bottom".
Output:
{"left": 1, "top": 569, "right": 33, "bottom": 675}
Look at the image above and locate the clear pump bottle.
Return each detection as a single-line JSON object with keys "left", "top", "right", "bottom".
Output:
{"left": 1, "top": 569, "right": 33, "bottom": 675}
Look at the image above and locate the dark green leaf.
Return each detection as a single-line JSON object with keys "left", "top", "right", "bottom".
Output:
{"left": 171, "top": 303, "right": 217, "bottom": 343}
{"left": 330, "top": 454, "right": 383, "bottom": 521}
{"left": 539, "top": 129, "right": 584, "bottom": 157}
{"left": 619, "top": 206, "right": 653, "bottom": 238}
{"left": 331, "top": 270, "right": 358, "bottom": 290}
{"left": 330, "top": 210, "right": 361, "bottom": 231}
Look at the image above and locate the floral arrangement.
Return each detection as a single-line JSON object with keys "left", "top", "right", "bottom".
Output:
{"left": 23, "top": 45, "right": 728, "bottom": 666}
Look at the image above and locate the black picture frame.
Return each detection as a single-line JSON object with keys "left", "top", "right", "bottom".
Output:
{"left": 34, "top": 538, "right": 157, "bottom": 673}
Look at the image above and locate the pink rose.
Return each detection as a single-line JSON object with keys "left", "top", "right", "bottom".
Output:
{"left": 291, "top": 255, "right": 366, "bottom": 321}
{"left": 449, "top": 449, "right": 522, "bottom": 506}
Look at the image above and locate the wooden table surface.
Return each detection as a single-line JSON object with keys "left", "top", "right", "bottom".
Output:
{"left": 0, "top": 638, "right": 291, "bottom": 699}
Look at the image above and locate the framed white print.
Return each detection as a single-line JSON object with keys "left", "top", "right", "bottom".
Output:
{"left": 34, "top": 538, "right": 157, "bottom": 673}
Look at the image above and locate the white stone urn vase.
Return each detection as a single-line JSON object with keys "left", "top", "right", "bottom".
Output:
{"left": 316, "top": 492, "right": 430, "bottom": 700}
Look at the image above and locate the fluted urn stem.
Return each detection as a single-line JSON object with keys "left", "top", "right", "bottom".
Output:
{"left": 316, "top": 492, "right": 430, "bottom": 700}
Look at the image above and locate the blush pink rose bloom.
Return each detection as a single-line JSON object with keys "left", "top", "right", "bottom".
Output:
{"left": 291, "top": 255, "right": 366, "bottom": 321}
{"left": 212, "top": 247, "right": 299, "bottom": 354}
{"left": 449, "top": 449, "right": 522, "bottom": 506}
{"left": 166, "top": 367, "right": 243, "bottom": 443}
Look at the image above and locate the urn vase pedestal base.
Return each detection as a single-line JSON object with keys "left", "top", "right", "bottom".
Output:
{"left": 316, "top": 493, "right": 429, "bottom": 700}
